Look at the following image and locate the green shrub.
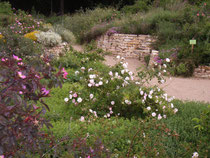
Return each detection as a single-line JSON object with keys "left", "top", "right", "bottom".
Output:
{"left": 0, "top": 27, "right": 43, "bottom": 59}
{"left": 53, "top": 24, "right": 76, "bottom": 43}
{"left": 0, "top": 2, "right": 13, "bottom": 27}
{"left": 63, "top": 7, "right": 120, "bottom": 43}
{"left": 121, "top": 0, "right": 152, "bottom": 14}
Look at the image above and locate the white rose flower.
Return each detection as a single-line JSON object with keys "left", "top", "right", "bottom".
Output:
{"left": 121, "top": 70, "right": 125, "bottom": 74}
{"left": 192, "top": 152, "right": 199, "bottom": 158}
{"left": 160, "top": 79, "right": 165, "bottom": 84}
{"left": 69, "top": 94, "right": 72, "bottom": 99}
{"left": 90, "top": 94, "right": 94, "bottom": 99}
{"left": 166, "top": 58, "right": 170, "bottom": 62}
{"left": 98, "top": 81, "right": 103, "bottom": 85}
{"left": 129, "top": 71, "right": 133, "bottom": 76}
{"left": 75, "top": 71, "right": 79, "bottom": 75}
{"left": 140, "top": 91, "right": 144, "bottom": 95}
{"left": 89, "top": 109, "right": 93, "bottom": 113}
{"left": 111, "top": 101, "right": 115, "bottom": 105}
{"left": 152, "top": 112, "right": 156, "bottom": 117}
{"left": 88, "top": 83, "right": 92, "bottom": 87}
{"left": 80, "top": 116, "right": 85, "bottom": 122}
{"left": 125, "top": 77, "right": 130, "bottom": 81}
{"left": 174, "top": 108, "right": 178, "bottom": 114}
{"left": 163, "top": 64, "right": 167, "bottom": 68}
{"left": 158, "top": 114, "right": 162, "bottom": 120}
{"left": 147, "top": 106, "right": 151, "bottom": 110}
{"left": 116, "top": 55, "right": 120, "bottom": 59}
{"left": 64, "top": 98, "right": 69, "bottom": 102}
{"left": 109, "top": 71, "right": 113, "bottom": 76}
{"left": 81, "top": 67, "right": 85, "bottom": 70}
{"left": 89, "top": 79, "right": 95, "bottom": 84}
{"left": 171, "top": 103, "right": 174, "bottom": 108}
{"left": 125, "top": 100, "right": 131, "bottom": 105}
{"left": 77, "top": 97, "right": 82, "bottom": 103}
{"left": 123, "top": 63, "right": 128, "bottom": 69}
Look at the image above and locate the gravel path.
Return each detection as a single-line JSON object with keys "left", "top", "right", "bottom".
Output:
{"left": 104, "top": 55, "right": 210, "bottom": 103}
{"left": 72, "top": 45, "right": 210, "bottom": 103}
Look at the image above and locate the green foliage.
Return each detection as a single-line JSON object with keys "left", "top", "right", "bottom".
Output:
{"left": 0, "top": 2, "right": 13, "bottom": 27}
{"left": 121, "top": 0, "right": 152, "bottom": 14}
{"left": 192, "top": 105, "right": 210, "bottom": 133}
{"left": 63, "top": 7, "right": 120, "bottom": 43}
{"left": 0, "top": 27, "right": 43, "bottom": 59}
{"left": 162, "top": 100, "right": 209, "bottom": 157}
{"left": 53, "top": 24, "right": 76, "bottom": 43}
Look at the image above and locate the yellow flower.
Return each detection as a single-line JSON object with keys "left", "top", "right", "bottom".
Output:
{"left": 0, "top": 34, "right": 6, "bottom": 43}
{"left": 24, "top": 31, "right": 40, "bottom": 41}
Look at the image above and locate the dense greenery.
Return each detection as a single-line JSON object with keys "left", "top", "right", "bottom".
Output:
{"left": 46, "top": 0, "right": 210, "bottom": 76}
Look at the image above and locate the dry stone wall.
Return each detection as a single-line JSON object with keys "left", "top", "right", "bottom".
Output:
{"left": 97, "top": 33, "right": 158, "bottom": 59}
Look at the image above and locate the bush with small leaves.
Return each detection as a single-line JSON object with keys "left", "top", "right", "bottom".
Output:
{"left": 36, "top": 31, "right": 62, "bottom": 47}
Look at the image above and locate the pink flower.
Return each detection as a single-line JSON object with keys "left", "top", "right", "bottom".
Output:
{"left": 19, "top": 91, "right": 23, "bottom": 94}
{"left": 41, "top": 88, "right": 50, "bottom": 96}
{"left": 1, "top": 58, "right": 5, "bottom": 62}
{"left": 18, "top": 72, "right": 26, "bottom": 79}
{"left": 62, "top": 68, "right": 68, "bottom": 79}
{"left": 35, "top": 74, "right": 40, "bottom": 79}
{"left": 0, "top": 155, "right": 4, "bottom": 158}
{"left": 13, "top": 54, "right": 22, "bottom": 61}
{"left": 197, "top": 13, "right": 200, "bottom": 16}
{"left": 73, "top": 93, "right": 78, "bottom": 98}
{"left": 18, "top": 62, "right": 23, "bottom": 65}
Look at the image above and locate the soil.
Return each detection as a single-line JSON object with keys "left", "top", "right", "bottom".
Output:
{"left": 72, "top": 45, "right": 210, "bottom": 103}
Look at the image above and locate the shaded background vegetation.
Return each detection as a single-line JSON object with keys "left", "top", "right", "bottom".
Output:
{"left": 0, "top": 0, "right": 137, "bottom": 15}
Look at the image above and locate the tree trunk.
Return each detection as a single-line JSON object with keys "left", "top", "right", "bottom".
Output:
{"left": 60, "top": 0, "right": 64, "bottom": 15}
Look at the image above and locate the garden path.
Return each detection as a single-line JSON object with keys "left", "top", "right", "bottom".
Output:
{"left": 72, "top": 45, "right": 210, "bottom": 103}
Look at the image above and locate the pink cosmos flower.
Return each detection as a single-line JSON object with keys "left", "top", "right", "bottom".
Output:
{"left": 18, "top": 72, "right": 26, "bottom": 79}
{"left": 62, "top": 68, "right": 68, "bottom": 79}
{"left": 1, "top": 58, "right": 5, "bottom": 62}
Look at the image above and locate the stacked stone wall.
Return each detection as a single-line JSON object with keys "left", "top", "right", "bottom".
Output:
{"left": 97, "top": 33, "right": 157, "bottom": 58}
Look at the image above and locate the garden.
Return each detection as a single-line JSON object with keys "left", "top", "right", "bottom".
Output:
{"left": 0, "top": 1, "right": 209, "bottom": 157}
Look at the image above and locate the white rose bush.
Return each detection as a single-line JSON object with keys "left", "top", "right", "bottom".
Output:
{"left": 62, "top": 52, "right": 178, "bottom": 120}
